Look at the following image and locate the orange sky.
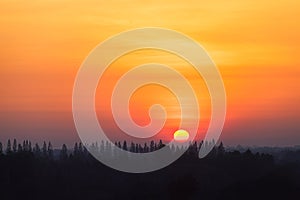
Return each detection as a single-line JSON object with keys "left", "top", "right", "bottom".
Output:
{"left": 0, "top": 0, "right": 300, "bottom": 146}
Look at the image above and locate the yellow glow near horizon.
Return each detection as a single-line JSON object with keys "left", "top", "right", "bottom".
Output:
{"left": 174, "top": 130, "right": 190, "bottom": 141}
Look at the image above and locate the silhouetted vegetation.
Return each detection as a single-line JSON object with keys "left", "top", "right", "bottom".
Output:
{"left": 0, "top": 139, "right": 299, "bottom": 200}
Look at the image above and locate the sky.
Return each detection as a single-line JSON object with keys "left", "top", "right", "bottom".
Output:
{"left": 0, "top": 0, "right": 300, "bottom": 147}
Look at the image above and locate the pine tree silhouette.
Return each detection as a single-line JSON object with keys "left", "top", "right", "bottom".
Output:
{"left": 150, "top": 141, "right": 155, "bottom": 152}
{"left": 122, "top": 141, "right": 128, "bottom": 151}
{"left": 60, "top": 144, "right": 68, "bottom": 160}
{"left": 130, "top": 142, "right": 135, "bottom": 152}
{"left": 117, "top": 142, "right": 121, "bottom": 149}
{"left": 74, "top": 142, "right": 79, "bottom": 157}
{"left": 23, "top": 140, "right": 26, "bottom": 151}
{"left": 217, "top": 142, "right": 225, "bottom": 155}
{"left": 78, "top": 142, "right": 84, "bottom": 155}
{"left": 6, "top": 139, "right": 12, "bottom": 154}
{"left": 42, "top": 141, "right": 47, "bottom": 157}
{"left": 13, "top": 139, "right": 17, "bottom": 153}
{"left": 158, "top": 140, "right": 164, "bottom": 149}
{"left": 17, "top": 144, "right": 22, "bottom": 152}
{"left": 100, "top": 141, "right": 105, "bottom": 153}
{"left": 47, "top": 142, "right": 53, "bottom": 159}
{"left": 144, "top": 143, "right": 149, "bottom": 153}
{"left": 138, "top": 144, "right": 143, "bottom": 153}
{"left": 34, "top": 143, "right": 41, "bottom": 156}
{"left": 28, "top": 141, "right": 32, "bottom": 152}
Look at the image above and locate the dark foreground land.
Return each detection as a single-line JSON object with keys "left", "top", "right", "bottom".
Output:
{"left": 0, "top": 140, "right": 300, "bottom": 200}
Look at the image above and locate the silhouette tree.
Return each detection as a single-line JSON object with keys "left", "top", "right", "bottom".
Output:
{"left": 13, "top": 139, "right": 17, "bottom": 153}
{"left": 144, "top": 143, "right": 149, "bottom": 153}
{"left": 122, "top": 141, "right": 128, "bottom": 151}
{"left": 117, "top": 142, "right": 121, "bottom": 149}
{"left": 138, "top": 144, "right": 143, "bottom": 153}
{"left": 74, "top": 142, "right": 79, "bottom": 156}
{"left": 17, "top": 144, "right": 22, "bottom": 152}
{"left": 6, "top": 139, "right": 12, "bottom": 154}
{"left": 23, "top": 140, "right": 30, "bottom": 151}
{"left": 23, "top": 140, "right": 26, "bottom": 151}
{"left": 217, "top": 142, "right": 225, "bottom": 155}
{"left": 100, "top": 141, "right": 105, "bottom": 153}
{"left": 150, "top": 141, "right": 155, "bottom": 152}
{"left": 192, "top": 141, "right": 198, "bottom": 155}
{"left": 60, "top": 144, "right": 68, "bottom": 160}
{"left": 78, "top": 142, "right": 84, "bottom": 155}
{"left": 42, "top": 141, "right": 47, "bottom": 157}
{"left": 244, "top": 149, "right": 253, "bottom": 159}
{"left": 158, "top": 140, "right": 164, "bottom": 149}
{"left": 47, "top": 142, "right": 53, "bottom": 159}
{"left": 28, "top": 141, "right": 32, "bottom": 152}
{"left": 135, "top": 143, "right": 139, "bottom": 153}
{"left": 113, "top": 142, "right": 119, "bottom": 157}
{"left": 130, "top": 142, "right": 135, "bottom": 152}
{"left": 33, "top": 143, "right": 41, "bottom": 156}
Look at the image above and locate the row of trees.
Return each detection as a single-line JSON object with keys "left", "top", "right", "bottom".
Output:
{"left": 0, "top": 139, "right": 89, "bottom": 160}
{"left": 0, "top": 139, "right": 226, "bottom": 160}
{"left": 0, "top": 139, "right": 54, "bottom": 156}
{"left": 90, "top": 139, "right": 223, "bottom": 154}
{"left": 0, "top": 137, "right": 284, "bottom": 200}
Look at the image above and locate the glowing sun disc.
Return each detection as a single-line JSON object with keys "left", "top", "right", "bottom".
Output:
{"left": 174, "top": 129, "right": 189, "bottom": 141}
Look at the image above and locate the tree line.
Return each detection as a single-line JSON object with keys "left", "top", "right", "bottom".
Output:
{"left": 1, "top": 138, "right": 298, "bottom": 200}
{"left": 0, "top": 138, "right": 227, "bottom": 160}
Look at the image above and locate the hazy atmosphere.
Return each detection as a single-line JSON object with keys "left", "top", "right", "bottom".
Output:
{"left": 0, "top": 0, "right": 300, "bottom": 147}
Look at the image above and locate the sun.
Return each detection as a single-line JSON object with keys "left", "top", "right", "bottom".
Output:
{"left": 173, "top": 129, "right": 189, "bottom": 141}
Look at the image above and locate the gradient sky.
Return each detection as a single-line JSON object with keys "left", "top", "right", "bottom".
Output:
{"left": 0, "top": 0, "right": 300, "bottom": 147}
